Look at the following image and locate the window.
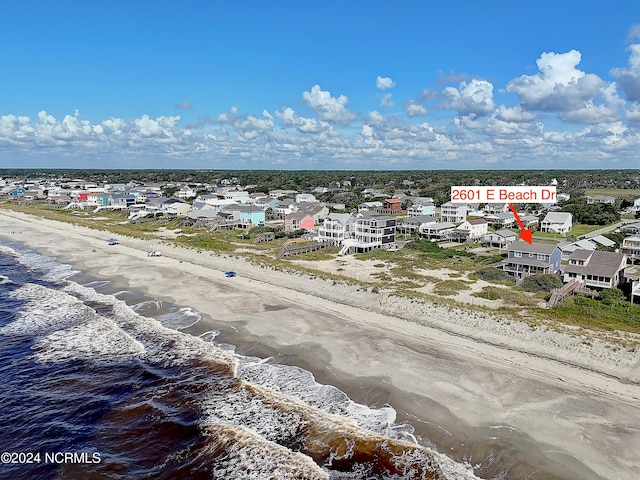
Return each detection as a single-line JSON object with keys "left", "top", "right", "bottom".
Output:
{"left": 513, "top": 251, "right": 522, "bottom": 258}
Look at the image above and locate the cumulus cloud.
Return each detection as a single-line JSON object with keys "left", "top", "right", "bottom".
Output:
{"left": 611, "top": 44, "right": 640, "bottom": 101}
{"left": 376, "top": 76, "right": 395, "bottom": 90}
{"left": 302, "top": 85, "right": 357, "bottom": 124}
{"left": 443, "top": 79, "right": 495, "bottom": 116}
{"left": 404, "top": 101, "right": 427, "bottom": 117}
{"left": 276, "top": 107, "right": 332, "bottom": 134}
{"left": 495, "top": 105, "right": 537, "bottom": 123}
{"left": 507, "top": 50, "right": 622, "bottom": 123}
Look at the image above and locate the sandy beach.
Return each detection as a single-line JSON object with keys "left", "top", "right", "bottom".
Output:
{"left": 1, "top": 209, "right": 639, "bottom": 480}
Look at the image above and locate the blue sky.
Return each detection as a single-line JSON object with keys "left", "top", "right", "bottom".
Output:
{"left": 2, "top": 0, "right": 640, "bottom": 170}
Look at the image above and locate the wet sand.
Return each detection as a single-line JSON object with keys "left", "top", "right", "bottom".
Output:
{"left": 1, "top": 209, "right": 639, "bottom": 480}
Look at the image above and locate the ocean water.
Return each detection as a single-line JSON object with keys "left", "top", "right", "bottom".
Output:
{"left": 0, "top": 242, "right": 480, "bottom": 480}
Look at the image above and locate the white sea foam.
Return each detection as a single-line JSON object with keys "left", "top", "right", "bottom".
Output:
{"left": 0, "top": 274, "right": 12, "bottom": 285}
{"left": 14, "top": 250, "right": 78, "bottom": 282}
{"left": 204, "top": 424, "right": 329, "bottom": 480}
{"left": 62, "top": 281, "right": 238, "bottom": 372}
{"left": 2, "top": 283, "right": 97, "bottom": 335}
{"left": 32, "top": 317, "right": 145, "bottom": 363}
{"left": 155, "top": 307, "right": 202, "bottom": 330}
{"left": 237, "top": 360, "right": 402, "bottom": 437}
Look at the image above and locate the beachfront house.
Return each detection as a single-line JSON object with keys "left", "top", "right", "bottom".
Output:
{"left": 540, "top": 212, "right": 573, "bottom": 235}
{"left": 501, "top": 240, "right": 562, "bottom": 278}
{"left": 419, "top": 222, "right": 456, "bottom": 241}
{"left": 317, "top": 213, "right": 355, "bottom": 246}
{"left": 397, "top": 215, "right": 438, "bottom": 236}
{"left": 284, "top": 212, "right": 315, "bottom": 233}
{"left": 621, "top": 236, "right": 640, "bottom": 264}
{"left": 451, "top": 218, "right": 488, "bottom": 243}
{"left": 562, "top": 250, "right": 627, "bottom": 289}
{"left": 483, "top": 229, "right": 518, "bottom": 249}
{"left": 221, "top": 204, "right": 266, "bottom": 227}
{"left": 338, "top": 214, "right": 396, "bottom": 254}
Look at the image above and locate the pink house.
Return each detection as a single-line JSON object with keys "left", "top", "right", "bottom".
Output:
{"left": 285, "top": 212, "right": 315, "bottom": 233}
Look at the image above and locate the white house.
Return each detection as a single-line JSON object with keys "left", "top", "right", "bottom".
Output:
{"left": 407, "top": 202, "right": 435, "bottom": 217}
{"left": 295, "top": 193, "right": 317, "bottom": 203}
{"left": 540, "top": 212, "right": 573, "bottom": 234}
{"left": 317, "top": 213, "right": 355, "bottom": 245}
{"left": 337, "top": 215, "right": 396, "bottom": 254}
{"left": 562, "top": 250, "right": 627, "bottom": 289}
{"left": 439, "top": 202, "right": 467, "bottom": 223}
{"left": 419, "top": 222, "right": 456, "bottom": 241}
{"left": 451, "top": 218, "right": 488, "bottom": 242}
{"left": 586, "top": 195, "right": 616, "bottom": 205}
{"left": 621, "top": 236, "right": 640, "bottom": 263}
{"left": 483, "top": 229, "right": 517, "bottom": 249}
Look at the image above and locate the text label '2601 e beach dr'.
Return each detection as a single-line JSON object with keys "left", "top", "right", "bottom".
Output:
{"left": 449, "top": 186, "right": 557, "bottom": 203}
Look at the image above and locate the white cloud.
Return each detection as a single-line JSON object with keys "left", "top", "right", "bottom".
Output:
{"left": 611, "top": 44, "right": 640, "bottom": 102}
{"left": 275, "top": 107, "right": 331, "bottom": 134}
{"left": 495, "top": 105, "right": 537, "bottom": 123}
{"left": 380, "top": 93, "right": 394, "bottom": 108}
{"left": 628, "top": 25, "right": 640, "bottom": 40}
{"left": 302, "top": 85, "right": 357, "bottom": 124}
{"left": 443, "top": 79, "right": 495, "bottom": 116}
{"left": 376, "top": 76, "right": 395, "bottom": 90}
{"left": 506, "top": 50, "right": 622, "bottom": 123}
{"left": 404, "top": 101, "right": 427, "bottom": 117}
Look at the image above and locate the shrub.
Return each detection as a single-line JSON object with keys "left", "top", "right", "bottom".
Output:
{"left": 597, "top": 288, "right": 625, "bottom": 305}
{"left": 474, "top": 267, "right": 515, "bottom": 284}
{"left": 521, "top": 274, "right": 563, "bottom": 293}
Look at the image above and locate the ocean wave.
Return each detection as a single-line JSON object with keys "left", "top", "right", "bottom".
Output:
{"left": 0, "top": 245, "right": 481, "bottom": 479}
{"left": 204, "top": 424, "right": 329, "bottom": 480}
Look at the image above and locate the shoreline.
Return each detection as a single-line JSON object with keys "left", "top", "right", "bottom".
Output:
{"left": 1, "top": 209, "right": 640, "bottom": 479}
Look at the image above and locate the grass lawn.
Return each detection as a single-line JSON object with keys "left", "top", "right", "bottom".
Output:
{"left": 570, "top": 223, "right": 609, "bottom": 236}
{"left": 584, "top": 188, "right": 640, "bottom": 199}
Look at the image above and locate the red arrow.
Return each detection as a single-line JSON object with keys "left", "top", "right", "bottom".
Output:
{"left": 509, "top": 203, "right": 532, "bottom": 244}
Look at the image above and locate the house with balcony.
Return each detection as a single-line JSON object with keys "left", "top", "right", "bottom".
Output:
{"left": 317, "top": 213, "right": 355, "bottom": 246}
{"left": 439, "top": 202, "right": 467, "bottom": 223}
{"left": 483, "top": 212, "right": 516, "bottom": 229}
{"left": 501, "top": 241, "right": 561, "bottom": 278}
{"left": 419, "top": 222, "right": 456, "bottom": 241}
{"left": 540, "top": 212, "right": 573, "bottom": 234}
{"left": 221, "top": 204, "right": 266, "bottom": 227}
{"left": 407, "top": 202, "right": 435, "bottom": 217}
{"left": 339, "top": 214, "right": 396, "bottom": 254}
{"left": 562, "top": 250, "right": 627, "bottom": 289}
{"left": 380, "top": 198, "right": 402, "bottom": 214}
{"left": 451, "top": 218, "right": 488, "bottom": 243}
{"left": 284, "top": 212, "right": 315, "bottom": 233}
{"left": 621, "top": 236, "right": 640, "bottom": 263}
{"left": 397, "top": 215, "right": 438, "bottom": 236}
{"left": 483, "top": 229, "right": 518, "bottom": 249}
